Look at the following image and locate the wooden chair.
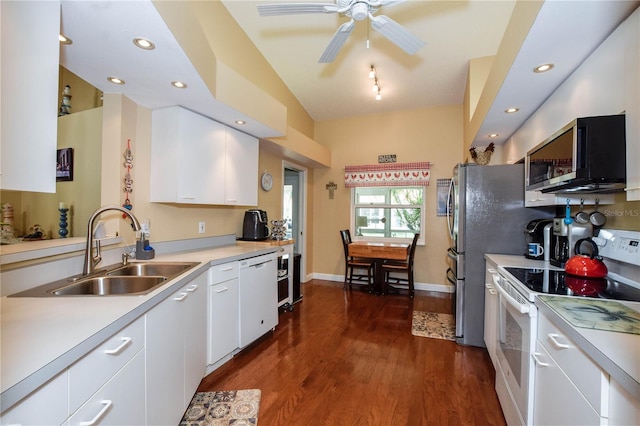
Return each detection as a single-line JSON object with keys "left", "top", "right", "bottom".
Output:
{"left": 382, "top": 233, "right": 420, "bottom": 297}
{"left": 340, "top": 229, "right": 374, "bottom": 291}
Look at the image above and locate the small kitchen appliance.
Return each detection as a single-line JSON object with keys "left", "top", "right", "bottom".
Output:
{"left": 550, "top": 218, "right": 593, "bottom": 267}
{"left": 564, "top": 237, "right": 608, "bottom": 278}
{"left": 524, "top": 219, "right": 553, "bottom": 260}
{"left": 241, "top": 209, "right": 270, "bottom": 241}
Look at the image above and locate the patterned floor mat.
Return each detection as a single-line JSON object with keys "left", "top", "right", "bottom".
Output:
{"left": 180, "top": 389, "right": 261, "bottom": 426}
{"left": 411, "top": 311, "right": 456, "bottom": 341}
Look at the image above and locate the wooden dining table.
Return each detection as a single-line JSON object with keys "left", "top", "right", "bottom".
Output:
{"left": 348, "top": 241, "right": 410, "bottom": 294}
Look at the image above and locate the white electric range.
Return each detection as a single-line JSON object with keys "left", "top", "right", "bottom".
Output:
{"left": 490, "top": 229, "right": 640, "bottom": 425}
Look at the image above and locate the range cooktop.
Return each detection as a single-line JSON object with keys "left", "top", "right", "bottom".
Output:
{"left": 504, "top": 267, "right": 640, "bottom": 302}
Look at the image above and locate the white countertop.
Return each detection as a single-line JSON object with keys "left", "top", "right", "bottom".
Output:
{"left": 485, "top": 254, "right": 640, "bottom": 400}
{"left": 1, "top": 243, "right": 276, "bottom": 411}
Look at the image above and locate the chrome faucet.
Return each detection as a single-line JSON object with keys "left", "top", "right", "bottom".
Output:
{"left": 83, "top": 205, "right": 142, "bottom": 276}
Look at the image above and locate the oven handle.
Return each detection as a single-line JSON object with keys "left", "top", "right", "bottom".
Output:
{"left": 493, "top": 275, "right": 530, "bottom": 314}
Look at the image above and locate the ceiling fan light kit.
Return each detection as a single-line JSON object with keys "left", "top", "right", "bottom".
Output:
{"left": 257, "top": 0, "right": 425, "bottom": 63}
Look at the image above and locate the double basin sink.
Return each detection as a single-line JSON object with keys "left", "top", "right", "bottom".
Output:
{"left": 11, "top": 262, "right": 199, "bottom": 297}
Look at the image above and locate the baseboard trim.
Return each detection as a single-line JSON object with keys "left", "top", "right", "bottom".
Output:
{"left": 310, "top": 273, "right": 454, "bottom": 294}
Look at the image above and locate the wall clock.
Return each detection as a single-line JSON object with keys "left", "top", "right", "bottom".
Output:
{"left": 261, "top": 171, "right": 273, "bottom": 191}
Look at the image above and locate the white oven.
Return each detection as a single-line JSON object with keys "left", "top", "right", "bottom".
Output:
{"left": 492, "top": 273, "right": 537, "bottom": 426}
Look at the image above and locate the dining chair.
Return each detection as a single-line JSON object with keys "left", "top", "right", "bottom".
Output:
{"left": 382, "top": 233, "right": 420, "bottom": 297}
{"left": 339, "top": 229, "right": 374, "bottom": 291}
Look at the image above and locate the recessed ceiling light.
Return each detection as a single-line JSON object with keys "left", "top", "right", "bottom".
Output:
{"left": 171, "top": 81, "right": 187, "bottom": 89}
{"left": 235, "top": 120, "right": 246, "bottom": 125}
{"left": 488, "top": 133, "right": 499, "bottom": 138}
{"left": 533, "top": 63, "right": 554, "bottom": 73}
{"left": 59, "top": 34, "right": 72, "bottom": 45}
{"left": 133, "top": 37, "right": 155, "bottom": 50}
{"left": 505, "top": 107, "right": 519, "bottom": 113}
{"left": 107, "top": 77, "right": 125, "bottom": 85}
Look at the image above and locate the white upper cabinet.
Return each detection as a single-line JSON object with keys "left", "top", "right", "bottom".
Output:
{"left": 150, "top": 106, "right": 258, "bottom": 206}
{"left": 1, "top": 1, "right": 60, "bottom": 192}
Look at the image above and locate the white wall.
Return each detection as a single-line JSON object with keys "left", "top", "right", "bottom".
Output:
{"left": 503, "top": 7, "right": 639, "bottom": 200}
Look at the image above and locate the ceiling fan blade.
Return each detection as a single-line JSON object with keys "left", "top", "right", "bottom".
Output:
{"left": 318, "top": 19, "right": 355, "bottom": 63}
{"left": 369, "top": 14, "right": 425, "bottom": 55}
{"left": 257, "top": 3, "right": 338, "bottom": 16}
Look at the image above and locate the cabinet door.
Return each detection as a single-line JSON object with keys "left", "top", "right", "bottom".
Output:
{"left": 176, "top": 109, "right": 226, "bottom": 204}
{"left": 224, "top": 128, "right": 258, "bottom": 206}
{"left": 146, "top": 287, "right": 186, "bottom": 425}
{"left": 68, "top": 350, "right": 145, "bottom": 426}
{"left": 208, "top": 277, "right": 239, "bottom": 364}
{"left": 532, "top": 342, "right": 601, "bottom": 425}
{"left": 183, "top": 272, "right": 207, "bottom": 406}
{"left": 0, "top": 370, "right": 68, "bottom": 426}
{"left": 1, "top": 1, "right": 59, "bottom": 192}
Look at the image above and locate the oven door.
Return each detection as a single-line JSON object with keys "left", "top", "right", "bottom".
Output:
{"left": 494, "top": 275, "right": 537, "bottom": 426}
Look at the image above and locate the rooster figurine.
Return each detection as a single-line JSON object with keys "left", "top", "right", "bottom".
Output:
{"left": 469, "top": 142, "right": 495, "bottom": 165}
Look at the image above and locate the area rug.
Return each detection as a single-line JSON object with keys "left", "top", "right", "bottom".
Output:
{"left": 412, "top": 311, "right": 456, "bottom": 341}
{"left": 180, "top": 389, "right": 261, "bottom": 426}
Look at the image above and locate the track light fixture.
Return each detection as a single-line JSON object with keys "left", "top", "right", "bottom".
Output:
{"left": 369, "top": 64, "right": 381, "bottom": 101}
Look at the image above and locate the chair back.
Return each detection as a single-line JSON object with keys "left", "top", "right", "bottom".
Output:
{"left": 339, "top": 229, "right": 351, "bottom": 261}
{"left": 408, "top": 233, "right": 420, "bottom": 265}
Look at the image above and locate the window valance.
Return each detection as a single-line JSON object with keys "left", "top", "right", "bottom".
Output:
{"left": 344, "top": 162, "right": 431, "bottom": 187}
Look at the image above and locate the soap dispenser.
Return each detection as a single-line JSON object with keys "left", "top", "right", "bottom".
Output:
{"left": 135, "top": 219, "right": 155, "bottom": 260}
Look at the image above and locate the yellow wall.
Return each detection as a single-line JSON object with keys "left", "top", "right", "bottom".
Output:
{"left": 313, "top": 105, "right": 463, "bottom": 286}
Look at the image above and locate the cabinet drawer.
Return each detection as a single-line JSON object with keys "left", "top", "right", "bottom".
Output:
{"left": 68, "top": 350, "right": 145, "bottom": 426}
{"left": 538, "top": 312, "right": 609, "bottom": 416}
{"left": 209, "top": 261, "right": 238, "bottom": 284}
{"left": 533, "top": 341, "right": 602, "bottom": 425}
{"left": 68, "top": 316, "right": 145, "bottom": 413}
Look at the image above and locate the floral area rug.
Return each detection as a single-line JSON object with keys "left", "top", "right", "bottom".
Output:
{"left": 180, "top": 389, "right": 261, "bottom": 426}
{"left": 411, "top": 311, "right": 456, "bottom": 341}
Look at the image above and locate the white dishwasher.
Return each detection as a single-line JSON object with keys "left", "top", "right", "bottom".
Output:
{"left": 238, "top": 253, "right": 278, "bottom": 348}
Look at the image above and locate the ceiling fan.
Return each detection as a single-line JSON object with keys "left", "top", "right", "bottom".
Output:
{"left": 257, "top": 0, "right": 425, "bottom": 63}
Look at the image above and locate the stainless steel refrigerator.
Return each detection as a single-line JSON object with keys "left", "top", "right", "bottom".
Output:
{"left": 446, "top": 163, "right": 554, "bottom": 347}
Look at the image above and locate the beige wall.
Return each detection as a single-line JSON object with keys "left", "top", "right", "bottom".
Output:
{"left": 313, "top": 105, "right": 463, "bottom": 286}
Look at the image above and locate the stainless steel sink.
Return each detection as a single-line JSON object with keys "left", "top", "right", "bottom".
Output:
{"left": 106, "top": 262, "right": 197, "bottom": 278}
{"left": 9, "top": 261, "right": 200, "bottom": 297}
{"left": 52, "top": 276, "right": 167, "bottom": 296}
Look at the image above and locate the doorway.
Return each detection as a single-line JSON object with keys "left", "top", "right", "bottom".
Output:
{"left": 283, "top": 162, "right": 306, "bottom": 280}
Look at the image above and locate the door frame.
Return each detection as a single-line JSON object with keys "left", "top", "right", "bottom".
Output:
{"left": 282, "top": 160, "right": 307, "bottom": 281}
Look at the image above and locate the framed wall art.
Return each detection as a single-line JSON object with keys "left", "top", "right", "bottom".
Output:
{"left": 56, "top": 148, "right": 74, "bottom": 181}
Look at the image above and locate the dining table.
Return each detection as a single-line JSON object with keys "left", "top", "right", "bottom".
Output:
{"left": 348, "top": 241, "right": 410, "bottom": 294}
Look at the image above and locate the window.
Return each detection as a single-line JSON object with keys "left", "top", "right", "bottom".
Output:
{"left": 351, "top": 186, "right": 424, "bottom": 243}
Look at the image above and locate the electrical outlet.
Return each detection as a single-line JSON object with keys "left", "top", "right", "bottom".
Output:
{"left": 198, "top": 221, "right": 205, "bottom": 234}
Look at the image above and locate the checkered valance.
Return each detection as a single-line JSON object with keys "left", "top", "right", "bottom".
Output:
{"left": 344, "top": 162, "right": 431, "bottom": 187}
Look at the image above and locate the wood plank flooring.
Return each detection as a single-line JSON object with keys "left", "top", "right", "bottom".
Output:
{"left": 198, "top": 280, "right": 506, "bottom": 425}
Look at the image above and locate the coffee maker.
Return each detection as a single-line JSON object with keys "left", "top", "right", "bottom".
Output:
{"left": 524, "top": 219, "right": 554, "bottom": 260}
{"left": 550, "top": 218, "right": 593, "bottom": 267}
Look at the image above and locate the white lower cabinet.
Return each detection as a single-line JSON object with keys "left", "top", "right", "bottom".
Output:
{"left": 208, "top": 262, "right": 239, "bottom": 365}
{"left": 146, "top": 271, "right": 207, "bottom": 425}
{"left": 67, "top": 350, "right": 145, "bottom": 426}
{"left": 532, "top": 342, "right": 601, "bottom": 426}
{"left": 533, "top": 311, "right": 610, "bottom": 425}
{"left": 0, "top": 370, "right": 69, "bottom": 426}
{"left": 483, "top": 260, "right": 498, "bottom": 368}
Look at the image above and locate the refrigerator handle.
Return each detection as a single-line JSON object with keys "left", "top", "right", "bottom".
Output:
{"left": 446, "top": 177, "right": 455, "bottom": 239}
{"left": 446, "top": 267, "right": 456, "bottom": 285}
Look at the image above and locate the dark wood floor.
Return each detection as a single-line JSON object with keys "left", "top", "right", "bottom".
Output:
{"left": 198, "top": 280, "right": 506, "bottom": 425}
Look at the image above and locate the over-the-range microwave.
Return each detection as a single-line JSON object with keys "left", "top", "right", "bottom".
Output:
{"left": 525, "top": 114, "right": 626, "bottom": 193}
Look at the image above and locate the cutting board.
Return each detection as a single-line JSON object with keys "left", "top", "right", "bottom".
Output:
{"left": 540, "top": 296, "right": 640, "bottom": 335}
